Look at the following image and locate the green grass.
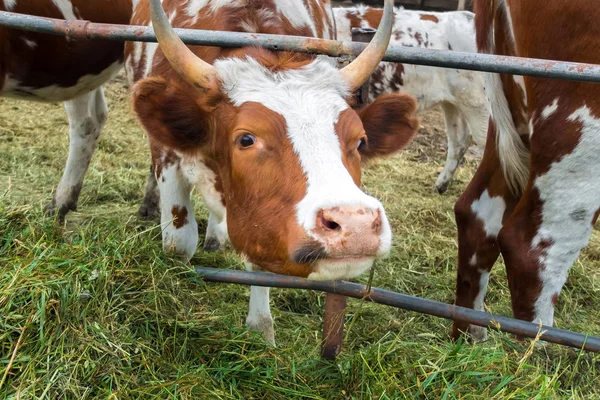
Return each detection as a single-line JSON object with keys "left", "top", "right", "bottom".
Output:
{"left": 2, "top": 76, "right": 600, "bottom": 399}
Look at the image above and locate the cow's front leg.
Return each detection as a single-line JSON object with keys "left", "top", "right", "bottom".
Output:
{"left": 156, "top": 157, "right": 198, "bottom": 261}
{"left": 245, "top": 263, "right": 275, "bottom": 345}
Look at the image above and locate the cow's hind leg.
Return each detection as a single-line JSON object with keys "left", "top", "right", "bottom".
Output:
{"left": 436, "top": 103, "right": 469, "bottom": 194}
{"left": 245, "top": 263, "right": 275, "bottom": 345}
{"left": 46, "top": 87, "right": 107, "bottom": 221}
{"left": 452, "top": 122, "right": 518, "bottom": 341}
{"left": 498, "top": 106, "right": 600, "bottom": 326}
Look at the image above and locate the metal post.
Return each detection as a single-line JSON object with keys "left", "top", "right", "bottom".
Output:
{"left": 457, "top": 0, "right": 466, "bottom": 10}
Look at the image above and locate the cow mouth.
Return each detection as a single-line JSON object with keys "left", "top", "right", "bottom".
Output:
{"left": 307, "top": 256, "right": 375, "bottom": 281}
{"left": 291, "top": 243, "right": 377, "bottom": 265}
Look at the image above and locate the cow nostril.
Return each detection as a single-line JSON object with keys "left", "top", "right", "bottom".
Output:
{"left": 318, "top": 211, "right": 342, "bottom": 232}
{"left": 323, "top": 218, "right": 341, "bottom": 231}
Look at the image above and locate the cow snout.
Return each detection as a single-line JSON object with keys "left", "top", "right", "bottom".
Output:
{"left": 313, "top": 206, "right": 382, "bottom": 256}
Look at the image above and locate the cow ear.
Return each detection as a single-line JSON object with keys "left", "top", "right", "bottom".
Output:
{"left": 132, "top": 77, "right": 216, "bottom": 152}
{"left": 357, "top": 93, "right": 420, "bottom": 160}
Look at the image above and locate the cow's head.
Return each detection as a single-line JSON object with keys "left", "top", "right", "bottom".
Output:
{"left": 133, "top": 0, "right": 419, "bottom": 280}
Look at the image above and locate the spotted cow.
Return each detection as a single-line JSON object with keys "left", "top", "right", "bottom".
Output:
{"left": 0, "top": 0, "right": 136, "bottom": 221}
{"left": 334, "top": 6, "right": 489, "bottom": 193}
{"left": 127, "top": 0, "right": 419, "bottom": 344}
{"left": 452, "top": 0, "right": 600, "bottom": 341}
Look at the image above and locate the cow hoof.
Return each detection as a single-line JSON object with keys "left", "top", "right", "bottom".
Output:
{"left": 203, "top": 237, "right": 222, "bottom": 252}
{"left": 138, "top": 203, "right": 160, "bottom": 220}
{"left": 468, "top": 325, "right": 488, "bottom": 342}
{"left": 435, "top": 182, "right": 450, "bottom": 194}
{"left": 246, "top": 314, "right": 276, "bottom": 346}
{"left": 44, "top": 198, "right": 75, "bottom": 223}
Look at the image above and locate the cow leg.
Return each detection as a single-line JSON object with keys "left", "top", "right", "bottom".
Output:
{"left": 204, "top": 211, "right": 229, "bottom": 252}
{"left": 451, "top": 122, "right": 518, "bottom": 340}
{"left": 459, "top": 102, "right": 490, "bottom": 150}
{"left": 498, "top": 110, "right": 600, "bottom": 326}
{"left": 156, "top": 158, "right": 198, "bottom": 260}
{"left": 435, "top": 103, "right": 469, "bottom": 194}
{"left": 138, "top": 167, "right": 160, "bottom": 220}
{"left": 245, "top": 263, "right": 275, "bottom": 345}
{"left": 46, "top": 87, "right": 107, "bottom": 222}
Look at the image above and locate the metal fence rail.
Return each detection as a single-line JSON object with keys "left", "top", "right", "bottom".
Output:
{"left": 196, "top": 267, "right": 600, "bottom": 354}
{"left": 1, "top": 11, "right": 600, "bottom": 83}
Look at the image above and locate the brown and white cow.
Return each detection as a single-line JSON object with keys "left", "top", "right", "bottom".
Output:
{"left": 334, "top": 6, "right": 489, "bottom": 194}
{"left": 127, "top": 0, "right": 419, "bottom": 343}
{"left": 452, "top": 0, "right": 600, "bottom": 340}
{"left": 0, "top": 0, "right": 136, "bottom": 221}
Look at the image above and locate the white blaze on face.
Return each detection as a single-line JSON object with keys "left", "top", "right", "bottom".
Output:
{"left": 215, "top": 57, "right": 393, "bottom": 259}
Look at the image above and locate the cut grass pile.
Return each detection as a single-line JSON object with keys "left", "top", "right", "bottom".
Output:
{"left": 2, "top": 76, "right": 600, "bottom": 398}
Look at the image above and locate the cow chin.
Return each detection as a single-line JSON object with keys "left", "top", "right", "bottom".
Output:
{"left": 307, "top": 256, "right": 375, "bottom": 281}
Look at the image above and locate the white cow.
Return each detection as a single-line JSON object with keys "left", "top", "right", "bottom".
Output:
{"left": 334, "top": 6, "right": 489, "bottom": 193}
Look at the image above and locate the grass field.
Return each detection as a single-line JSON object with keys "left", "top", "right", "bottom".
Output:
{"left": 2, "top": 76, "right": 600, "bottom": 399}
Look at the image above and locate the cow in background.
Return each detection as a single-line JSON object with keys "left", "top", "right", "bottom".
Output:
{"left": 128, "top": 0, "right": 419, "bottom": 344}
{"left": 334, "top": 6, "right": 489, "bottom": 193}
{"left": 0, "top": 0, "right": 136, "bottom": 221}
{"left": 452, "top": 0, "right": 600, "bottom": 341}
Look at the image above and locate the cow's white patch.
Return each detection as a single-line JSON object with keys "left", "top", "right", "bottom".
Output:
{"left": 473, "top": 270, "right": 490, "bottom": 312}
{"left": 2, "top": 61, "right": 122, "bottom": 102}
{"left": 186, "top": 0, "right": 209, "bottom": 16}
{"left": 215, "top": 57, "right": 393, "bottom": 272}
{"left": 471, "top": 189, "right": 506, "bottom": 238}
{"left": 541, "top": 98, "right": 559, "bottom": 120}
{"left": 3, "top": 0, "right": 16, "bottom": 11}
{"left": 531, "top": 105, "right": 600, "bottom": 326}
{"left": 274, "top": 0, "right": 317, "bottom": 35}
{"left": 131, "top": 0, "right": 140, "bottom": 12}
{"left": 52, "top": 0, "right": 77, "bottom": 20}
{"left": 469, "top": 254, "right": 477, "bottom": 266}
{"left": 23, "top": 38, "right": 36, "bottom": 48}
{"left": 467, "top": 269, "right": 490, "bottom": 341}
{"left": 528, "top": 115, "right": 535, "bottom": 138}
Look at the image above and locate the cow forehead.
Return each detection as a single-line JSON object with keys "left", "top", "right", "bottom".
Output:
{"left": 215, "top": 57, "right": 350, "bottom": 123}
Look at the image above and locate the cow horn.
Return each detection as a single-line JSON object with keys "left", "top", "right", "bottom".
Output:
{"left": 339, "top": 0, "right": 394, "bottom": 92}
{"left": 149, "top": 0, "right": 219, "bottom": 92}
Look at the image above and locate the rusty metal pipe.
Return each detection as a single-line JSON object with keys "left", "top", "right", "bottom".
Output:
{"left": 195, "top": 267, "right": 600, "bottom": 353}
{"left": 1, "top": 11, "right": 600, "bottom": 83}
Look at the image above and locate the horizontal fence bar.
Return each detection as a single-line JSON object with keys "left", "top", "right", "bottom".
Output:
{"left": 1, "top": 11, "right": 600, "bottom": 83}
{"left": 195, "top": 267, "right": 600, "bottom": 353}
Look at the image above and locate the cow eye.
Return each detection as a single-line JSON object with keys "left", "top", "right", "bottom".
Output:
{"left": 357, "top": 137, "right": 367, "bottom": 151}
{"left": 236, "top": 133, "right": 256, "bottom": 148}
